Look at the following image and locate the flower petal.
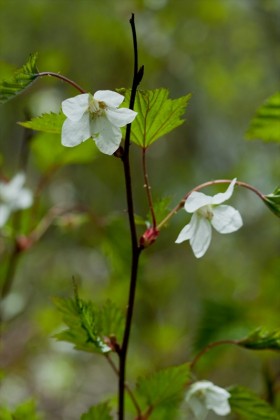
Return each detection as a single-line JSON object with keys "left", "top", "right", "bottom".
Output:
{"left": 185, "top": 179, "right": 238, "bottom": 213}
{"left": 190, "top": 214, "right": 212, "bottom": 258}
{"left": 185, "top": 381, "right": 231, "bottom": 419}
{"left": 13, "top": 190, "right": 33, "bottom": 210}
{"left": 205, "top": 386, "right": 231, "bottom": 415}
{"left": 185, "top": 191, "right": 214, "bottom": 213}
{"left": 62, "top": 94, "right": 89, "bottom": 121}
{"left": 175, "top": 211, "right": 200, "bottom": 244}
{"left": 211, "top": 178, "right": 237, "bottom": 205}
{"left": 91, "top": 117, "right": 122, "bottom": 155}
{"left": 106, "top": 108, "right": 137, "bottom": 127}
{"left": 212, "top": 205, "right": 243, "bottom": 234}
{"left": 8, "top": 173, "right": 26, "bottom": 191}
{"left": 0, "top": 205, "right": 11, "bottom": 227}
{"left": 176, "top": 214, "right": 212, "bottom": 258}
{"left": 187, "top": 395, "right": 208, "bottom": 420}
{"left": 62, "top": 114, "right": 91, "bottom": 147}
{"left": 94, "top": 90, "right": 124, "bottom": 107}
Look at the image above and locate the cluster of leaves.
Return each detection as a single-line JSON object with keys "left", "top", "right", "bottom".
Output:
{"left": 238, "top": 327, "right": 280, "bottom": 351}
{"left": 0, "top": 53, "right": 38, "bottom": 103}
{"left": 53, "top": 294, "right": 125, "bottom": 354}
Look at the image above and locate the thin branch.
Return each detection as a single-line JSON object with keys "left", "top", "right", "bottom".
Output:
{"left": 142, "top": 148, "right": 156, "bottom": 228}
{"left": 190, "top": 339, "right": 238, "bottom": 370}
{"left": 105, "top": 354, "right": 142, "bottom": 417}
{"left": 37, "top": 72, "right": 86, "bottom": 94}
{"left": 118, "top": 13, "right": 143, "bottom": 420}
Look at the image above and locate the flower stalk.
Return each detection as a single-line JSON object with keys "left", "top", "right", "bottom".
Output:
{"left": 37, "top": 71, "right": 86, "bottom": 94}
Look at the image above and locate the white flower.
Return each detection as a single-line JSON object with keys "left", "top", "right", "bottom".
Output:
{"left": 0, "top": 173, "right": 33, "bottom": 227}
{"left": 61, "top": 90, "right": 137, "bottom": 155}
{"left": 185, "top": 380, "right": 231, "bottom": 419}
{"left": 175, "top": 178, "right": 243, "bottom": 258}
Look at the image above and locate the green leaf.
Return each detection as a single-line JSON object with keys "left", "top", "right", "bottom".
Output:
{"left": 30, "top": 132, "right": 96, "bottom": 171}
{"left": 0, "top": 53, "right": 39, "bottom": 104}
{"left": 229, "top": 386, "right": 279, "bottom": 419}
{"left": 0, "top": 400, "right": 43, "bottom": 420}
{"left": 53, "top": 296, "right": 125, "bottom": 354}
{"left": 238, "top": 327, "right": 280, "bottom": 351}
{"left": 146, "top": 196, "right": 171, "bottom": 227}
{"left": 120, "top": 88, "right": 191, "bottom": 148}
{"left": 19, "top": 111, "right": 66, "bottom": 134}
{"left": 136, "top": 364, "right": 191, "bottom": 417}
{"left": 262, "top": 187, "right": 280, "bottom": 218}
{"left": 246, "top": 92, "right": 280, "bottom": 142}
{"left": 80, "top": 402, "right": 112, "bottom": 420}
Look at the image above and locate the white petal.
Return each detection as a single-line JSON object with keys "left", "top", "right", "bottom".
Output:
{"left": 212, "top": 205, "right": 243, "bottom": 234}
{"left": 12, "top": 190, "right": 33, "bottom": 210}
{"left": 187, "top": 396, "right": 208, "bottom": 420}
{"left": 190, "top": 215, "right": 212, "bottom": 258}
{"left": 62, "top": 115, "right": 91, "bottom": 147}
{"left": 91, "top": 117, "right": 122, "bottom": 155}
{"left": 185, "top": 179, "right": 238, "bottom": 213}
{"left": 8, "top": 173, "right": 26, "bottom": 192}
{"left": 205, "top": 386, "right": 231, "bottom": 415}
{"left": 94, "top": 90, "right": 124, "bottom": 107}
{"left": 62, "top": 94, "right": 89, "bottom": 121}
{"left": 211, "top": 178, "right": 237, "bottom": 205}
{"left": 0, "top": 206, "right": 11, "bottom": 227}
{"left": 213, "top": 400, "right": 231, "bottom": 416}
{"left": 185, "top": 381, "right": 213, "bottom": 420}
{"left": 175, "top": 217, "right": 197, "bottom": 244}
{"left": 185, "top": 191, "right": 214, "bottom": 213}
{"left": 187, "top": 381, "right": 214, "bottom": 393}
{"left": 106, "top": 108, "right": 137, "bottom": 127}
{"left": 0, "top": 174, "right": 25, "bottom": 202}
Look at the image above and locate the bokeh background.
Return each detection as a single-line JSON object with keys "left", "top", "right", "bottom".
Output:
{"left": 0, "top": 0, "right": 280, "bottom": 418}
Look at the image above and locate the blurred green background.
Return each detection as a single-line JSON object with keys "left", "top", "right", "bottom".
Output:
{"left": 0, "top": 0, "right": 280, "bottom": 418}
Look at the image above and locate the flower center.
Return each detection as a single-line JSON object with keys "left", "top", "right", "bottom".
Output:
{"left": 88, "top": 97, "right": 106, "bottom": 118}
{"left": 198, "top": 205, "right": 213, "bottom": 220}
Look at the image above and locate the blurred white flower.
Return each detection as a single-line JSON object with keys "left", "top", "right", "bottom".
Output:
{"left": 185, "top": 380, "right": 231, "bottom": 419}
{"left": 61, "top": 90, "right": 137, "bottom": 155}
{"left": 0, "top": 173, "right": 33, "bottom": 227}
{"left": 175, "top": 178, "right": 242, "bottom": 258}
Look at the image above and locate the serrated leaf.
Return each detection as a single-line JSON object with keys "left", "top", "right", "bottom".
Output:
{"left": 0, "top": 53, "right": 39, "bottom": 104}
{"left": 136, "top": 364, "right": 191, "bottom": 416}
{"left": 120, "top": 88, "right": 191, "bottom": 148}
{"left": 80, "top": 402, "right": 112, "bottom": 420}
{"left": 19, "top": 111, "right": 66, "bottom": 133}
{"left": 229, "top": 386, "right": 280, "bottom": 419}
{"left": 53, "top": 296, "right": 124, "bottom": 354}
{"left": 262, "top": 187, "right": 280, "bottom": 218}
{"left": 238, "top": 327, "right": 280, "bottom": 351}
{"left": 246, "top": 92, "right": 280, "bottom": 142}
{"left": 30, "top": 132, "right": 96, "bottom": 171}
